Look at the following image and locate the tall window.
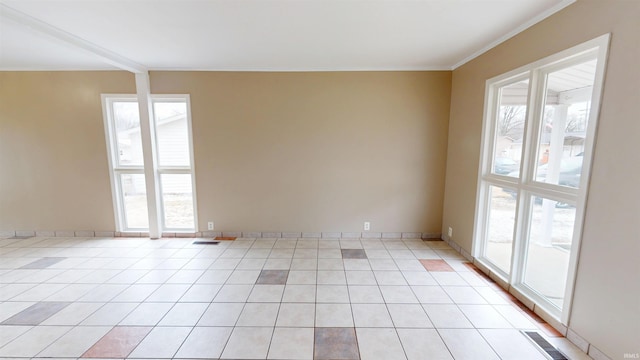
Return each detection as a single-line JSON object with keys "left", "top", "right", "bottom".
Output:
{"left": 102, "top": 95, "right": 197, "bottom": 233}
{"left": 474, "top": 35, "right": 609, "bottom": 322}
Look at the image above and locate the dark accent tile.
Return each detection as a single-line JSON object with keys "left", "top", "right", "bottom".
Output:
{"left": 341, "top": 249, "right": 367, "bottom": 259}
{"left": 419, "top": 259, "right": 455, "bottom": 272}
{"left": 19, "top": 257, "right": 67, "bottom": 269}
{"left": 215, "top": 236, "right": 237, "bottom": 240}
{"left": 193, "top": 241, "right": 220, "bottom": 245}
{"left": 256, "top": 270, "right": 289, "bottom": 285}
{"left": 82, "top": 326, "right": 152, "bottom": 358}
{"left": 1, "top": 302, "right": 70, "bottom": 325}
{"left": 314, "top": 327, "right": 360, "bottom": 360}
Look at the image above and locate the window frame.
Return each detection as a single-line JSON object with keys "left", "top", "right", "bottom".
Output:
{"left": 102, "top": 94, "right": 198, "bottom": 234}
{"left": 473, "top": 34, "right": 610, "bottom": 323}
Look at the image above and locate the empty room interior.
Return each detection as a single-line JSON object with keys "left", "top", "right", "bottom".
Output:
{"left": 0, "top": 0, "right": 638, "bottom": 359}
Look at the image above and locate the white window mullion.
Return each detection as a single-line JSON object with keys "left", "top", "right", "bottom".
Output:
{"left": 135, "top": 72, "right": 162, "bottom": 239}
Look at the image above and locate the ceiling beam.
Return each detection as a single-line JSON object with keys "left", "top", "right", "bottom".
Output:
{"left": 0, "top": 3, "right": 147, "bottom": 73}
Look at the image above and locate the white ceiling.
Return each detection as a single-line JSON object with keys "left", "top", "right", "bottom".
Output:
{"left": 0, "top": 0, "right": 574, "bottom": 72}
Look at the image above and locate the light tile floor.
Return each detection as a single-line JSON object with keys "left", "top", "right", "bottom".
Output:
{"left": 0, "top": 236, "right": 591, "bottom": 360}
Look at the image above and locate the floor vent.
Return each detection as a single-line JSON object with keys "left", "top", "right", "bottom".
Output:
{"left": 523, "top": 331, "right": 568, "bottom": 360}
{"left": 193, "top": 241, "right": 220, "bottom": 245}
{"left": 9, "top": 236, "right": 33, "bottom": 239}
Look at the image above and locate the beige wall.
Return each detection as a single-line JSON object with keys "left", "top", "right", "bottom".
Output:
{"left": 441, "top": 0, "right": 640, "bottom": 357}
{"left": 0, "top": 71, "right": 451, "bottom": 234}
{"left": 0, "top": 71, "right": 136, "bottom": 231}
{"left": 151, "top": 71, "right": 451, "bottom": 233}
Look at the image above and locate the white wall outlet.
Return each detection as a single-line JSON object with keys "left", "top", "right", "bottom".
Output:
{"left": 448, "top": 227, "right": 453, "bottom": 237}
{"left": 208, "top": 221, "right": 214, "bottom": 230}
{"left": 364, "top": 221, "right": 371, "bottom": 231}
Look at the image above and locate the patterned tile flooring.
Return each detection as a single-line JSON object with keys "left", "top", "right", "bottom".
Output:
{"left": 0, "top": 236, "right": 591, "bottom": 359}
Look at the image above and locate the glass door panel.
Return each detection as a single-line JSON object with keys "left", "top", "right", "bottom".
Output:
{"left": 484, "top": 185, "right": 517, "bottom": 274}
{"left": 152, "top": 97, "right": 197, "bottom": 233}
{"left": 119, "top": 173, "right": 149, "bottom": 229}
{"left": 160, "top": 174, "right": 195, "bottom": 230}
{"left": 523, "top": 196, "right": 577, "bottom": 310}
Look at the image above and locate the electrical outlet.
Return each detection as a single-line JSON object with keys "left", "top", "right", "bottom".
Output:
{"left": 208, "top": 221, "right": 214, "bottom": 230}
{"left": 448, "top": 227, "right": 453, "bottom": 237}
{"left": 364, "top": 222, "right": 371, "bottom": 231}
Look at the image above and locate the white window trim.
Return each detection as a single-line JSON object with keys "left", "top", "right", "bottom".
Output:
{"left": 152, "top": 94, "right": 199, "bottom": 233}
{"left": 472, "top": 34, "right": 610, "bottom": 324}
{"left": 102, "top": 94, "right": 198, "bottom": 234}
